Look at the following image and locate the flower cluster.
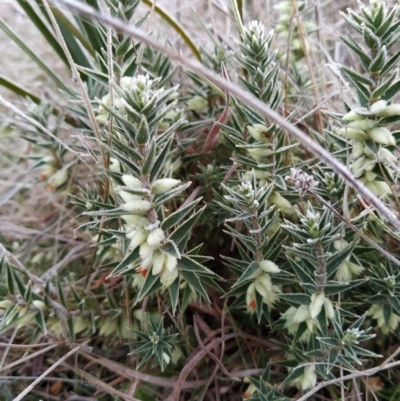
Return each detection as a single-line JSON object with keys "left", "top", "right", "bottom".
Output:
{"left": 339, "top": 100, "right": 398, "bottom": 197}
{"left": 246, "top": 260, "right": 281, "bottom": 311}
{"left": 285, "top": 168, "right": 319, "bottom": 197}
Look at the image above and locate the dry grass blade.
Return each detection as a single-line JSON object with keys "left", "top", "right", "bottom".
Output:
{"left": 11, "top": 341, "right": 89, "bottom": 401}
{"left": 62, "top": 362, "right": 141, "bottom": 401}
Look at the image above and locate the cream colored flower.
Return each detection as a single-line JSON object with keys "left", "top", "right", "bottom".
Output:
{"left": 368, "top": 304, "right": 400, "bottom": 334}
{"left": 291, "top": 364, "right": 317, "bottom": 390}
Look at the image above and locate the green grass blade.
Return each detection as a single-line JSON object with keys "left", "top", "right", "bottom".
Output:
{"left": 142, "top": 0, "right": 201, "bottom": 62}
{"left": 74, "top": 0, "right": 104, "bottom": 56}
{"left": 0, "top": 20, "right": 72, "bottom": 94}
{"left": 237, "top": 0, "right": 243, "bottom": 20}
{"left": 15, "top": 0, "right": 69, "bottom": 66}
{"left": 54, "top": 15, "right": 93, "bottom": 69}
{"left": 0, "top": 74, "right": 41, "bottom": 104}
{"left": 0, "top": 75, "right": 81, "bottom": 127}
{"left": 230, "top": 0, "right": 244, "bottom": 37}
{"left": 50, "top": 5, "right": 95, "bottom": 58}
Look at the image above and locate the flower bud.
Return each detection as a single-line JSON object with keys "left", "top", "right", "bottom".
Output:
{"left": 259, "top": 260, "right": 281, "bottom": 273}
{"left": 119, "top": 190, "right": 141, "bottom": 203}
{"left": 370, "top": 100, "right": 387, "bottom": 115}
{"left": 324, "top": 297, "right": 335, "bottom": 320}
{"left": 364, "top": 170, "right": 377, "bottom": 181}
{"left": 352, "top": 142, "right": 365, "bottom": 159}
{"left": 127, "top": 227, "right": 148, "bottom": 250}
{"left": 109, "top": 158, "right": 121, "bottom": 173}
{"left": 160, "top": 268, "right": 178, "bottom": 288}
{"left": 274, "top": 1, "right": 291, "bottom": 12}
{"left": 147, "top": 228, "right": 165, "bottom": 247}
{"left": 73, "top": 316, "right": 89, "bottom": 334}
{"left": 247, "top": 147, "right": 273, "bottom": 161}
{"left": 151, "top": 178, "right": 181, "bottom": 194}
{"left": 268, "top": 192, "right": 292, "bottom": 214}
{"left": 122, "top": 214, "right": 150, "bottom": 228}
{"left": 369, "top": 127, "right": 395, "bottom": 145}
{"left": 338, "top": 127, "right": 369, "bottom": 140}
{"left": 140, "top": 242, "right": 154, "bottom": 260}
{"left": 99, "top": 317, "right": 119, "bottom": 336}
{"left": 379, "top": 104, "right": 400, "bottom": 117}
{"left": 165, "top": 254, "right": 178, "bottom": 272}
{"left": 366, "top": 180, "right": 390, "bottom": 197}
{"left": 294, "top": 304, "right": 311, "bottom": 323}
{"left": 122, "top": 200, "right": 153, "bottom": 214}
{"left": 342, "top": 110, "right": 365, "bottom": 122}
{"left": 310, "top": 292, "right": 325, "bottom": 319}
{"left": 122, "top": 174, "right": 142, "bottom": 188}
{"left": 17, "top": 310, "right": 38, "bottom": 327}
{"left": 350, "top": 156, "right": 366, "bottom": 177}
{"left": 32, "top": 300, "right": 46, "bottom": 310}
{"left": 0, "top": 300, "right": 14, "bottom": 309}
{"left": 348, "top": 119, "right": 377, "bottom": 131}
{"left": 254, "top": 273, "right": 272, "bottom": 298}
{"left": 152, "top": 251, "right": 165, "bottom": 275}
{"left": 120, "top": 76, "right": 132, "bottom": 89}
{"left": 187, "top": 95, "right": 208, "bottom": 111}
{"left": 47, "top": 169, "right": 68, "bottom": 192}
{"left": 247, "top": 124, "right": 268, "bottom": 143}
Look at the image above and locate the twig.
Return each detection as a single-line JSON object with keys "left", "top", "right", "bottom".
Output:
{"left": 193, "top": 315, "right": 235, "bottom": 378}
{"left": 0, "top": 343, "right": 58, "bottom": 374}
{"left": 166, "top": 333, "right": 237, "bottom": 401}
{"left": 297, "top": 358, "right": 400, "bottom": 401}
{"left": 62, "top": 361, "right": 140, "bottom": 401}
{"left": 11, "top": 341, "right": 89, "bottom": 401}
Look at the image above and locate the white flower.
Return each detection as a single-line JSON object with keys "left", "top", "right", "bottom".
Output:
{"left": 152, "top": 251, "right": 165, "bottom": 275}
{"left": 294, "top": 304, "right": 311, "bottom": 323}
{"left": 119, "top": 190, "right": 141, "bottom": 203}
{"left": 379, "top": 104, "right": 400, "bottom": 117}
{"left": 324, "top": 297, "right": 335, "bottom": 320}
{"left": 151, "top": 178, "right": 181, "bottom": 194}
{"left": 285, "top": 168, "right": 319, "bottom": 196}
{"left": 160, "top": 268, "right": 179, "bottom": 288}
{"left": 109, "top": 158, "right": 121, "bottom": 173}
{"left": 334, "top": 240, "right": 364, "bottom": 281}
{"left": 139, "top": 242, "right": 154, "bottom": 260}
{"left": 126, "top": 227, "right": 148, "bottom": 250}
{"left": 122, "top": 200, "right": 153, "bottom": 214}
{"left": 309, "top": 293, "right": 326, "bottom": 319}
{"left": 291, "top": 364, "right": 317, "bottom": 390}
{"left": 369, "top": 304, "right": 400, "bottom": 334}
{"left": 147, "top": 228, "right": 166, "bottom": 247}
{"left": 164, "top": 254, "right": 178, "bottom": 272}
{"left": 122, "top": 214, "right": 150, "bottom": 228}
{"left": 122, "top": 174, "right": 142, "bottom": 188}
{"left": 370, "top": 100, "right": 387, "bottom": 115}
{"left": 254, "top": 273, "right": 272, "bottom": 298}
{"left": 259, "top": 260, "right": 281, "bottom": 273}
